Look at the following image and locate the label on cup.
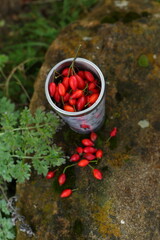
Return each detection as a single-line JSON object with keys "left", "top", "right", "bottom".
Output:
{"left": 59, "top": 97, "right": 105, "bottom": 133}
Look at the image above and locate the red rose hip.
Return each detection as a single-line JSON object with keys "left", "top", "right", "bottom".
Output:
{"left": 58, "top": 83, "right": 66, "bottom": 96}
{"left": 88, "top": 93, "right": 99, "bottom": 105}
{"left": 58, "top": 173, "right": 66, "bottom": 186}
{"left": 96, "top": 149, "right": 103, "bottom": 158}
{"left": 93, "top": 169, "right": 103, "bottom": 180}
{"left": 69, "top": 75, "right": 78, "bottom": 90}
{"left": 70, "top": 153, "right": 80, "bottom": 162}
{"left": 46, "top": 171, "right": 55, "bottom": 179}
{"left": 84, "top": 71, "right": 95, "bottom": 82}
{"left": 76, "top": 147, "right": 83, "bottom": 154}
{"left": 78, "top": 159, "right": 89, "bottom": 167}
{"left": 49, "top": 82, "right": 56, "bottom": 97}
{"left": 82, "top": 139, "right": 94, "bottom": 147}
{"left": 76, "top": 96, "right": 86, "bottom": 111}
{"left": 83, "top": 147, "right": 97, "bottom": 154}
{"left": 90, "top": 132, "right": 98, "bottom": 142}
{"left": 83, "top": 153, "right": 96, "bottom": 161}
{"left": 60, "top": 189, "right": 72, "bottom": 198}
{"left": 64, "top": 105, "right": 75, "bottom": 112}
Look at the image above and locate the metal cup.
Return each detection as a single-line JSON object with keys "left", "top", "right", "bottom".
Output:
{"left": 45, "top": 58, "right": 106, "bottom": 134}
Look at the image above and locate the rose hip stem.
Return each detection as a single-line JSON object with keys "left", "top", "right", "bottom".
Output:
{"left": 68, "top": 44, "right": 82, "bottom": 75}
{"left": 61, "top": 96, "right": 64, "bottom": 106}
{"left": 63, "top": 163, "right": 77, "bottom": 173}
{"left": 106, "top": 127, "right": 118, "bottom": 143}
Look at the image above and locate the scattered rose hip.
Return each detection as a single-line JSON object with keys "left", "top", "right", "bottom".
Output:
{"left": 58, "top": 173, "right": 66, "bottom": 186}
{"left": 78, "top": 159, "right": 89, "bottom": 167}
{"left": 96, "top": 149, "right": 103, "bottom": 159}
{"left": 48, "top": 63, "right": 101, "bottom": 112}
{"left": 60, "top": 189, "right": 72, "bottom": 198}
{"left": 46, "top": 127, "right": 118, "bottom": 198}
{"left": 110, "top": 127, "right": 117, "bottom": 137}
{"left": 93, "top": 169, "right": 103, "bottom": 180}
{"left": 46, "top": 171, "right": 56, "bottom": 179}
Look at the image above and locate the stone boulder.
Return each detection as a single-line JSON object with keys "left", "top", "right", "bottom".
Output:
{"left": 16, "top": 0, "right": 160, "bottom": 239}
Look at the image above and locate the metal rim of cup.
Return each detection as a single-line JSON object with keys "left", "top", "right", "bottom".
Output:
{"left": 45, "top": 57, "right": 105, "bottom": 116}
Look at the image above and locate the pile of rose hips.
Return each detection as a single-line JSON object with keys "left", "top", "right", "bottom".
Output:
{"left": 46, "top": 127, "right": 117, "bottom": 198}
{"left": 48, "top": 65, "right": 101, "bottom": 112}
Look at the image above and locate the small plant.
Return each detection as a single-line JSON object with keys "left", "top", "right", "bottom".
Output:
{"left": 0, "top": 97, "right": 65, "bottom": 183}
{"left": 0, "top": 97, "right": 66, "bottom": 238}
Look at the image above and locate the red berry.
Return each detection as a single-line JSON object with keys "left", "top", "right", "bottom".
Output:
{"left": 96, "top": 149, "right": 103, "bottom": 158}
{"left": 58, "top": 83, "right": 66, "bottom": 96}
{"left": 46, "top": 171, "right": 55, "bottom": 179}
{"left": 77, "top": 70, "right": 85, "bottom": 78}
{"left": 110, "top": 127, "right": 117, "bottom": 137}
{"left": 90, "top": 88, "right": 100, "bottom": 94}
{"left": 83, "top": 153, "right": 96, "bottom": 161}
{"left": 80, "top": 123, "right": 91, "bottom": 129}
{"left": 69, "top": 98, "right": 76, "bottom": 106}
{"left": 77, "top": 159, "right": 89, "bottom": 167}
{"left": 49, "top": 82, "right": 56, "bottom": 97}
{"left": 61, "top": 68, "right": 72, "bottom": 77}
{"left": 83, "top": 147, "right": 97, "bottom": 154}
{"left": 60, "top": 189, "right": 72, "bottom": 198}
{"left": 76, "top": 147, "right": 83, "bottom": 154}
{"left": 62, "top": 77, "right": 69, "bottom": 91}
{"left": 70, "top": 90, "right": 83, "bottom": 99}
{"left": 54, "top": 87, "right": 61, "bottom": 103}
{"left": 75, "top": 75, "right": 86, "bottom": 89}
{"left": 88, "top": 93, "right": 99, "bottom": 105}
{"left": 70, "top": 153, "right": 80, "bottom": 162}
{"left": 90, "top": 132, "right": 98, "bottom": 142}
{"left": 84, "top": 71, "right": 95, "bottom": 82}
{"left": 93, "top": 169, "right": 103, "bottom": 180}
{"left": 58, "top": 173, "right": 66, "bottom": 186}
{"left": 69, "top": 75, "right": 78, "bottom": 90}
{"left": 76, "top": 96, "right": 86, "bottom": 111}
{"left": 63, "top": 92, "right": 70, "bottom": 102}
{"left": 64, "top": 104, "right": 75, "bottom": 112}
{"left": 88, "top": 82, "right": 96, "bottom": 90}
{"left": 82, "top": 139, "right": 94, "bottom": 147}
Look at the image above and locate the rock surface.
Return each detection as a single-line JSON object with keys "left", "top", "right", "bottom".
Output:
{"left": 16, "top": 0, "right": 160, "bottom": 239}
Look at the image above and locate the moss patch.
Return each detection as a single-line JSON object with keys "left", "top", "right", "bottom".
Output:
{"left": 93, "top": 200, "right": 121, "bottom": 238}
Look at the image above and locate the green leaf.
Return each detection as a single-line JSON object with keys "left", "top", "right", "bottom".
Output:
{"left": 11, "top": 161, "right": 31, "bottom": 183}
{"left": 0, "top": 54, "right": 9, "bottom": 70}
{"left": 0, "top": 97, "right": 15, "bottom": 115}
{"left": 0, "top": 199, "right": 10, "bottom": 215}
{"left": 32, "top": 158, "right": 48, "bottom": 175}
{"left": 0, "top": 216, "right": 15, "bottom": 239}
{"left": 20, "top": 107, "right": 34, "bottom": 127}
{"left": 138, "top": 54, "right": 149, "bottom": 67}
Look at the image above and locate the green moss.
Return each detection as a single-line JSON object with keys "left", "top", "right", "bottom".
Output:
{"left": 138, "top": 54, "right": 149, "bottom": 67}
{"left": 92, "top": 200, "right": 121, "bottom": 238}
{"left": 101, "top": 11, "right": 150, "bottom": 24}
{"left": 107, "top": 153, "right": 130, "bottom": 167}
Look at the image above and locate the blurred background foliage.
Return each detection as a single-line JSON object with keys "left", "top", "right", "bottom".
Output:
{"left": 0, "top": 0, "right": 98, "bottom": 106}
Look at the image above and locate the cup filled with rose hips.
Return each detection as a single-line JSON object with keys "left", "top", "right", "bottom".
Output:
{"left": 45, "top": 57, "right": 106, "bottom": 133}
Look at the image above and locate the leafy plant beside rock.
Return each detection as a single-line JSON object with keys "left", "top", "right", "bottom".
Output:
{"left": 0, "top": 97, "right": 66, "bottom": 238}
